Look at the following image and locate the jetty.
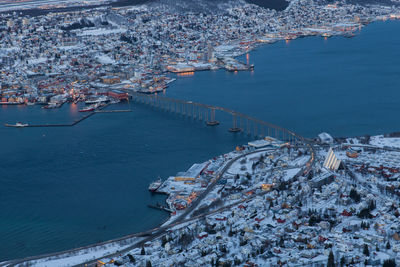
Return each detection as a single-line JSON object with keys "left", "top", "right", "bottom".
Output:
{"left": 5, "top": 112, "right": 96, "bottom": 128}
{"left": 94, "top": 110, "right": 132, "bottom": 113}
{"left": 147, "top": 204, "right": 172, "bottom": 213}
{"left": 4, "top": 103, "right": 131, "bottom": 128}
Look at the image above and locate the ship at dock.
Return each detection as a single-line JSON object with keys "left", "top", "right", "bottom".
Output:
{"left": 42, "top": 102, "right": 62, "bottom": 109}
{"left": 148, "top": 178, "right": 163, "bottom": 192}
{"left": 79, "top": 103, "right": 101, "bottom": 112}
{"left": 84, "top": 96, "right": 109, "bottom": 105}
{"left": 4, "top": 122, "right": 29, "bottom": 128}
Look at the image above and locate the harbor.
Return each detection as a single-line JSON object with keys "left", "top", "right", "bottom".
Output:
{"left": 2, "top": 0, "right": 396, "bottom": 108}
{"left": 1, "top": 21, "right": 400, "bottom": 261}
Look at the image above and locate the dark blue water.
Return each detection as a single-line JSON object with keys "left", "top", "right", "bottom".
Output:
{"left": 166, "top": 21, "right": 400, "bottom": 138}
{"left": 0, "top": 103, "right": 250, "bottom": 260}
{"left": 0, "top": 20, "right": 399, "bottom": 261}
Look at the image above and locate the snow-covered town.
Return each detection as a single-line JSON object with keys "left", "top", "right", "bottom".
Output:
{"left": 1, "top": 0, "right": 400, "bottom": 107}
{"left": 1, "top": 0, "right": 400, "bottom": 266}
{"left": 96, "top": 133, "right": 400, "bottom": 267}
{"left": 7, "top": 133, "right": 400, "bottom": 266}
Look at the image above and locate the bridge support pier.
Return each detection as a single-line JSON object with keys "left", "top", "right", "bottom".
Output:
{"left": 229, "top": 113, "right": 241, "bottom": 132}
{"left": 206, "top": 108, "right": 219, "bottom": 126}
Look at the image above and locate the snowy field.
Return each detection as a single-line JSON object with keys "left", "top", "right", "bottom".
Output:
{"left": 369, "top": 135, "right": 400, "bottom": 149}
{"left": 20, "top": 237, "right": 143, "bottom": 267}
{"left": 78, "top": 28, "right": 127, "bottom": 36}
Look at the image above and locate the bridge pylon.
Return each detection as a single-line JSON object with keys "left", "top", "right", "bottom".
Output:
{"left": 229, "top": 113, "right": 241, "bottom": 132}
{"left": 206, "top": 108, "right": 219, "bottom": 126}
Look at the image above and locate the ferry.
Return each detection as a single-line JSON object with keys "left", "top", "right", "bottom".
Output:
{"left": 42, "top": 102, "right": 61, "bottom": 109}
{"left": 85, "top": 96, "right": 109, "bottom": 105}
{"left": 149, "top": 178, "right": 162, "bottom": 192}
{"left": 5, "top": 122, "right": 29, "bottom": 128}
{"left": 79, "top": 104, "right": 97, "bottom": 112}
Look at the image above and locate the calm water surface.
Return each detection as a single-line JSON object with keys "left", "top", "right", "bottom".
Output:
{"left": 166, "top": 20, "right": 400, "bottom": 138}
{"left": 0, "top": 20, "right": 399, "bottom": 260}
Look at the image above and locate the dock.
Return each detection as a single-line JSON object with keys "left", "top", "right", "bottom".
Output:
{"left": 4, "top": 103, "right": 131, "bottom": 128}
{"left": 147, "top": 204, "right": 172, "bottom": 213}
{"left": 5, "top": 112, "right": 96, "bottom": 128}
{"left": 94, "top": 110, "right": 131, "bottom": 113}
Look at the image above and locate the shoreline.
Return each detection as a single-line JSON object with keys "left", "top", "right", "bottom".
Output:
{"left": 2, "top": 126, "right": 314, "bottom": 266}
{"left": 4, "top": 131, "right": 400, "bottom": 266}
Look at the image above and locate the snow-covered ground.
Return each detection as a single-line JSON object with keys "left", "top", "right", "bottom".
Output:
{"left": 78, "top": 28, "right": 127, "bottom": 36}
{"left": 369, "top": 135, "right": 400, "bottom": 149}
{"left": 96, "top": 54, "right": 116, "bottom": 65}
{"left": 0, "top": 0, "right": 110, "bottom": 12}
{"left": 24, "top": 237, "right": 143, "bottom": 267}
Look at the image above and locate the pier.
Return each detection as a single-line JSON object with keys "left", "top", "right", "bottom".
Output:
{"left": 94, "top": 110, "right": 132, "bottom": 113}
{"left": 4, "top": 112, "right": 96, "bottom": 128}
{"left": 147, "top": 204, "right": 172, "bottom": 213}
{"left": 4, "top": 103, "right": 131, "bottom": 128}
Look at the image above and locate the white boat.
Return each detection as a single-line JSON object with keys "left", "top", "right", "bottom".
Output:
{"left": 79, "top": 103, "right": 97, "bottom": 112}
{"left": 109, "top": 99, "right": 120, "bottom": 104}
{"left": 149, "top": 178, "right": 162, "bottom": 192}
{"left": 42, "top": 102, "right": 61, "bottom": 109}
{"left": 85, "top": 96, "right": 109, "bottom": 105}
{"left": 5, "top": 122, "right": 29, "bottom": 128}
{"left": 165, "top": 78, "right": 176, "bottom": 84}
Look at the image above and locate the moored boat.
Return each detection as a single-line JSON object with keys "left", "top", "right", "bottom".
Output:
{"left": 42, "top": 102, "right": 61, "bottom": 109}
{"left": 79, "top": 104, "right": 96, "bottom": 112}
{"left": 149, "top": 178, "right": 162, "bottom": 192}
{"left": 85, "top": 96, "right": 109, "bottom": 105}
{"left": 5, "top": 122, "right": 29, "bottom": 128}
